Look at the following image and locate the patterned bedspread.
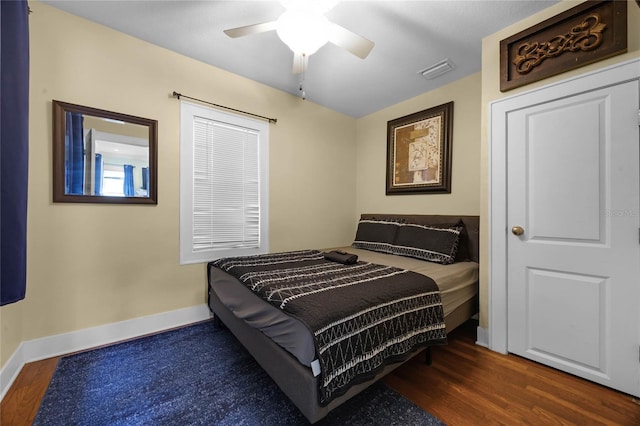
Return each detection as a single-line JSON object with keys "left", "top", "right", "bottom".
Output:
{"left": 211, "top": 249, "right": 447, "bottom": 406}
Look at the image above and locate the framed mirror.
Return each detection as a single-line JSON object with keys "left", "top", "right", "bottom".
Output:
{"left": 53, "top": 100, "right": 158, "bottom": 204}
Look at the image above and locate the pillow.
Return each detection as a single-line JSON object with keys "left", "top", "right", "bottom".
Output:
{"left": 423, "top": 220, "right": 470, "bottom": 262}
{"left": 351, "top": 219, "right": 400, "bottom": 254}
{"left": 391, "top": 223, "right": 462, "bottom": 264}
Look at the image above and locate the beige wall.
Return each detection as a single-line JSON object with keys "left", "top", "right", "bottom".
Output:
{"left": 355, "top": 73, "right": 482, "bottom": 220}
{"left": 478, "top": 0, "right": 640, "bottom": 328}
{"left": 0, "top": 2, "right": 357, "bottom": 369}
{"left": 4, "top": 0, "right": 637, "bottom": 372}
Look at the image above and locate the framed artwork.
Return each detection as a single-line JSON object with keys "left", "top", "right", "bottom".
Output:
{"left": 386, "top": 101, "right": 453, "bottom": 195}
{"left": 500, "top": 0, "right": 627, "bottom": 92}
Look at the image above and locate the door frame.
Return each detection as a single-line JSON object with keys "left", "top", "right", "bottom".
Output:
{"left": 488, "top": 57, "right": 640, "bottom": 354}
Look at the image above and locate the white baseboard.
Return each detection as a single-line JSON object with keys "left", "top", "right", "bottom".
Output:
{"left": 0, "top": 344, "right": 25, "bottom": 403}
{"left": 0, "top": 304, "right": 211, "bottom": 401}
{"left": 475, "top": 325, "right": 489, "bottom": 348}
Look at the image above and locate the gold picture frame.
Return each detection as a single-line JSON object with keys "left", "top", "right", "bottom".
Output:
{"left": 386, "top": 102, "right": 453, "bottom": 195}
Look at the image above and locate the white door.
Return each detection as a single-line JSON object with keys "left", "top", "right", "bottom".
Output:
{"left": 506, "top": 78, "right": 640, "bottom": 397}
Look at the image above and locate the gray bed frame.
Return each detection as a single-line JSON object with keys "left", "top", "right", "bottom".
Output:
{"left": 207, "top": 214, "right": 480, "bottom": 423}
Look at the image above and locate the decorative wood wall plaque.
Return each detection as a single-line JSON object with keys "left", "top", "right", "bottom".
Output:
{"left": 500, "top": 0, "right": 627, "bottom": 92}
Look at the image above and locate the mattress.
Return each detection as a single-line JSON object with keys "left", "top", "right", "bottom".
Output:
{"left": 208, "top": 247, "right": 479, "bottom": 367}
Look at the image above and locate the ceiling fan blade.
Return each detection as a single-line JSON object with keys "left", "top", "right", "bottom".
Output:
{"left": 328, "top": 23, "right": 374, "bottom": 59}
{"left": 292, "top": 52, "right": 308, "bottom": 75}
{"left": 223, "top": 21, "right": 277, "bottom": 38}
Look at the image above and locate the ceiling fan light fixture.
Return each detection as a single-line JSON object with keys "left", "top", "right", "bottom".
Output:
{"left": 276, "top": 9, "right": 330, "bottom": 55}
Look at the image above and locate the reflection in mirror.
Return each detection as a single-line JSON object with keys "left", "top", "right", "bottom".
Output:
{"left": 53, "top": 100, "right": 157, "bottom": 204}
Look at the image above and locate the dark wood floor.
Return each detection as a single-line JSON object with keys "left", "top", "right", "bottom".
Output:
{"left": 1, "top": 320, "right": 639, "bottom": 425}
{"left": 383, "top": 321, "right": 640, "bottom": 425}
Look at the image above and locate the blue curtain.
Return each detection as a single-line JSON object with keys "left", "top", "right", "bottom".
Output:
{"left": 141, "top": 167, "right": 149, "bottom": 191}
{"left": 1, "top": 0, "right": 29, "bottom": 305}
{"left": 94, "top": 153, "right": 103, "bottom": 195}
{"left": 65, "top": 112, "right": 84, "bottom": 194}
{"left": 123, "top": 165, "right": 135, "bottom": 196}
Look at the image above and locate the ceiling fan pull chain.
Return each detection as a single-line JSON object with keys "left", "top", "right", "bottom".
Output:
{"left": 299, "top": 63, "right": 306, "bottom": 100}
{"left": 299, "top": 81, "right": 306, "bottom": 100}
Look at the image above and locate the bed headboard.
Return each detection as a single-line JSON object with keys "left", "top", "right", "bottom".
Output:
{"left": 359, "top": 214, "right": 480, "bottom": 263}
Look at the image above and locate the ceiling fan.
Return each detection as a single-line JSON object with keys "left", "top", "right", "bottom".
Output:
{"left": 223, "top": 0, "right": 374, "bottom": 75}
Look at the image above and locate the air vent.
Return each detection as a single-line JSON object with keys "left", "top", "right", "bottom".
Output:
{"left": 418, "top": 58, "right": 455, "bottom": 80}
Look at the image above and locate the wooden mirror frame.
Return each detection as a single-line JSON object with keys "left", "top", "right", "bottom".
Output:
{"left": 52, "top": 100, "right": 158, "bottom": 204}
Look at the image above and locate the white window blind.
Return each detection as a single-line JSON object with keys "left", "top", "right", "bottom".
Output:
{"left": 180, "top": 102, "right": 269, "bottom": 264}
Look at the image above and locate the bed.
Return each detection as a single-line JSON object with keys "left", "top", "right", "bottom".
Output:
{"left": 207, "top": 214, "right": 479, "bottom": 423}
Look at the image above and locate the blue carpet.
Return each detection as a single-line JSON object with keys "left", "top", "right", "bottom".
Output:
{"left": 34, "top": 321, "right": 444, "bottom": 425}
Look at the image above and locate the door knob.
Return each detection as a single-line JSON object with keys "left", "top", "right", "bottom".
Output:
{"left": 511, "top": 226, "right": 525, "bottom": 236}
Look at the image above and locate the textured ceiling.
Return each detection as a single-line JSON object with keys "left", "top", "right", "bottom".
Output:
{"left": 42, "top": 0, "right": 559, "bottom": 117}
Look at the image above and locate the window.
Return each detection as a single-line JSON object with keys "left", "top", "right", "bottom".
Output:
{"left": 101, "top": 166, "right": 125, "bottom": 196}
{"left": 180, "top": 102, "right": 269, "bottom": 264}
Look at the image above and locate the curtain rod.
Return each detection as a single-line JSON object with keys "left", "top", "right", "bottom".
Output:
{"left": 172, "top": 91, "right": 277, "bottom": 124}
